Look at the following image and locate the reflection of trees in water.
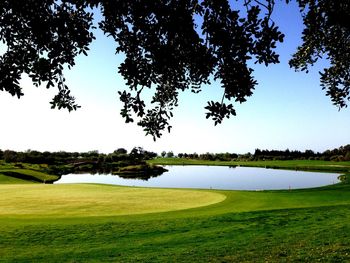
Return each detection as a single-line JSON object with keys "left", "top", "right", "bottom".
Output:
{"left": 116, "top": 173, "right": 164, "bottom": 181}
{"left": 73, "top": 171, "right": 165, "bottom": 181}
{"left": 81, "top": 169, "right": 166, "bottom": 181}
{"left": 338, "top": 174, "right": 349, "bottom": 183}
{"left": 59, "top": 163, "right": 168, "bottom": 181}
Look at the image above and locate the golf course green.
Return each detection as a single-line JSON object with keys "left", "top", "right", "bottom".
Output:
{"left": 0, "top": 184, "right": 225, "bottom": 218}
{"left": 1, "top": 160, "right": 350, "bottom": 262}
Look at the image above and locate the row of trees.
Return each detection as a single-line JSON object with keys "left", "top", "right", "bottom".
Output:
{"left": 253, "top": 149, "right": 319, "bottom": 160}
{"left": 0, "top": 147, "right": 157, "bottom": 165}
{"left": 2, "top": 145, "right": 350, "bottom": 164}
{"left": 171, "top": 145, "right": 350, "bottom": 162}
{"left": 176, "top": 152, "right": 239, "bottom": 161}
{"left": 253, "top": 147, "right": 350, "bottom": 161}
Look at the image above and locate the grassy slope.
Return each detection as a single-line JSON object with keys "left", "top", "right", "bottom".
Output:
{"left": 0, "top": 174, "right": 33, "bottom": 184}
{"left": 0, "top": 160, "right": 350, "bottom": 262}
{"left": 149, "top": 158, "right": 350, "bottom": 172}
{"left": 0, "top": 162, "right": 59, "bottom": 183}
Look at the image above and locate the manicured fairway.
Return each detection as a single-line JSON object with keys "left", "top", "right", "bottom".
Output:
{"left": 0, "top": 163, "right": 349, "bottom": 262}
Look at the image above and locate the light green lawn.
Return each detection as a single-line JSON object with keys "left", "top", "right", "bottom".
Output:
{"left": 0, "top": 184, "right": 225, "bottom": 218}
{"left": 1, "top": 180, "right": 349, "bottom": 222}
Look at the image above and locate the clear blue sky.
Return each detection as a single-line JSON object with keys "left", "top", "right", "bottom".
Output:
{"left": 0, "top": 1, "right": 349, "bottom": 154}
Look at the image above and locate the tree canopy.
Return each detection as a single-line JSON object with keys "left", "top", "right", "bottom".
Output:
{"left": 1, "top": 0, "right": 349, "bottom": 139}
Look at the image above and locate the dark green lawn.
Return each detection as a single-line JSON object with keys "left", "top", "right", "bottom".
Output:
{"left": 1, "top": 204, "right": 349, "bottom": 262}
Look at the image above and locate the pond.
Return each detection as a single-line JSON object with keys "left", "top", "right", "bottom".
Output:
{"left": 54, "top": 165, "right": 341, "bottom": 190}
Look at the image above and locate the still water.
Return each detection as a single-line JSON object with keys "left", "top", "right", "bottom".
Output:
{"left": 55, "top": 165, "right": 340, "bottom": 190}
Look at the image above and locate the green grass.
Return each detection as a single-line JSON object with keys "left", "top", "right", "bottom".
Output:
{"left": 149, "top": 158, "right": 350, "bottom": 172}
{"left": 0, "top": 174, "right": 33, "bottom": 184}
{"left": 0, "top": 184, "right": 225, "bottom": 218}
{"left": 0, "top": 162, "right": 59, "bottom": 183}
{"left": 0, "top": 160, "right": 350, "bottom": 262}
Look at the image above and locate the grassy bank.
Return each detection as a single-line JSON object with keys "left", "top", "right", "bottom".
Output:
{"left": 149, "top": 158, "right": 350, "bottom": 173}
{"left": 0, "top": 160, "right": 350, "bottom": 262}
{"left": 0, "top": 162, "right": 59, "bottom": 183}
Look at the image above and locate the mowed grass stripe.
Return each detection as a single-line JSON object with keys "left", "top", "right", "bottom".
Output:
{"left": 0, "top": 184, "right": 226, "bottom": 218}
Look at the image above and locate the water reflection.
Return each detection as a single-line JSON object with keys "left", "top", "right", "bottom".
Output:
{"left": 117, "top": 172, "right": 164, "bottom": 181}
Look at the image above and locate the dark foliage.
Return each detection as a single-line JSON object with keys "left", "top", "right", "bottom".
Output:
{"left": 1, "top": 1, "right": 348, "bottom": 139}
{"left": 289, "top": 1, "right": 350, "bottom": 109}
{"left": 0, "top": 0, "right": 95, "bottom": 110}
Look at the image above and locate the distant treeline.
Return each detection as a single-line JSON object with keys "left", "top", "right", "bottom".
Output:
{"left": 175, "top": 145, "right": 350, "bottom": 162}
{"left": 252, "top": 145, "right": 350, "bottom": 161}
{"left": 0, "top": 147, "right": 157, "bottom": 165}
{"left": 1, "top": 145, "right": 350, "bottom": 165}
{"left": 176, "top": 152, "right": 238, "bottom": 161}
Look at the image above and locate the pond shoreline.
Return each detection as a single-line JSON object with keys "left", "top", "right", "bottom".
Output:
{"left": 148, "top": 158, "right": 350, "bottom": 173}
{"left": 2, "top": 160, "right": 349, "bottom": 187}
